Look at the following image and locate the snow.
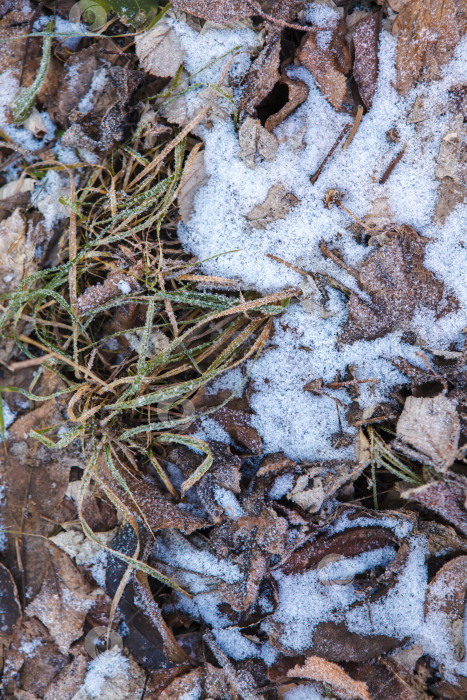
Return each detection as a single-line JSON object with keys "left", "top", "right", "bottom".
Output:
{"left": 173, "top": 18, "right": 467, "bottom": 461}
{"left": 116, "top": 279, "right": 132, "bottom": 295}
{"left": 84, "top": 651, "right": 129, "bottom": 698}
{"left": 284, "top": 686, "right": 325, "bottom": 700}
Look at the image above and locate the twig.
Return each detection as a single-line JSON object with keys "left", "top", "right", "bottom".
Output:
{"left": 379, "top": 145, "right": 406, "bottom": 184}
{"left": 266, "top": 253, "right": 352, "bottom": 297}
{"left": 342, "top": 105, "right": 364, "bottom": 150}
{"left": 319, "top": 242, "right": 361, "bottom": 283}
{"left": 310, "top": 124, "right": 351, "bottom": 184}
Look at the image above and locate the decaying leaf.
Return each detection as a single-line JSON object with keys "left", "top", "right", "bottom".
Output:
{"left": 353, "top": 12, "right": 381, "bottom": 109}
{"left": 246, "top": 183, "right": 299, "bottom": 228}
{"left": 287, "top": 461, "right": 365, "bottom": 513}
{"left": 171, "top": 0, "right": 251, "bottom": 23}
{"left": 215, "top": 407, "right": 262, "bottom": 453}
{"left": 335, "top": 226, "right": 459, "bottom": 344}
{"left": 61, "top": 65, "right": 142, "bottom": 156}
{"left": 287, "top": 655, "right": 371, "bottom": 700}
{"left": 264, "top": 76, "right": 309, "bottom": 131}
{"left": 425, "top": 556, "right": 467, "bottom": 661}
{"left": 0, "top": 209, "right": 34, "bottom": 293}
{"left": 0, "top": 562, "right": 22, "bottom": 642}
{"left": 177, "top": 150, "right": 209, "bottom": 223}
{"left": 297, "top": 21, "right": 351, "bottom": 111}
{"left": 77, "top": 267, "right": 142, "bottom": 314}
{"left": 238, "top": 117, "right": 279, "bottom": 168}
{"left": 394, "top": 0, "right": 467, "bottom": 95}
{"left": 26, "top": 544, "right": 96, "bottom": 654}
{"left": 396, "top": 394, "right": 460, "bottom": 470}
{"left": 70, "top": 651, "right": 146, "bottom": 700}
{"left": 135, "top": 18, "right": 185, "bottom": 78}
{"left": 0, "top": 178, "right": 35, "bottom": 201}
{"left": 159, "top": 667, "right": 204, "bottom": 700}
{"left": 312, "top": 621, "right": 403, "bottom": 663}
{"left": 239, "top": 33, "right": 281, "bottom": 118}
{"left": 401, "top": 479, "right": 467, "bottom": 536}
{"left": 434, "top": 114, "right": 467, "bottom": 224}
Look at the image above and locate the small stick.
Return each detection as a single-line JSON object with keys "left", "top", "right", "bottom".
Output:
{"left": 342, "top": 105, "right": 364, "bottom": 150}
{"left": 310, "top": 124, "right": 351, "bottom": 184}
{"left": 379, "top": 145, "right": 406, "bottom": 184}
{"left": 326, "top": 378, "right": 379, "bottom": 389}
{"left": 266, "top": 253, "right": 352, "bottom": 297}
{"left": 319, "top": 242, "right": 361, "bottom": 282}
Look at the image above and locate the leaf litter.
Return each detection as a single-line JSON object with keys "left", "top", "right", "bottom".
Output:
{"left": 0, "top": 1, "right": 466, "bottom": 698}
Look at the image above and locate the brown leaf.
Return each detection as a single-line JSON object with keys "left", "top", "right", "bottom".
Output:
{"left": 287, "top": 656, "right": 371, "bottom": 700}
{"left": 286, "top": 461, "right": 365, "bottom": 513}
{"left": 238, "top": 117, "right": 279, "bottom": 168}
{"left": 394, "top": 0, "right": 467, "bottom": 95}
{"left": 77, "top": 267, "right": 142, "bottom": 314}
{"left": 135, "top": 18, "right": 185, "bottom": 78}
{"left": 347, "top": 661, "right": 418, "bottom": 700}
{"left": 336, "top": 226, "right": 459, "bottom": 344}
{"left": 171, "top": 0, "right": 251, "bottom": 22}
{"left": 0, "top": 562, "right": 22, "bottom": 642}
{"left": 425, "top": 557, "right": 467, "bottom": 661}
{"left": 25, "top": 543, "right": 95, "bottom": 654}
{"left": 402, "top": 479, "right": 467, "bottom": 535}
{"left": 177, "top": 150, "right": 209, "bottom": 224}
{"left": 281, "top": 525, "right": 398, "bottom": 575}
{"left": 264, "top": 76, "right": 309, "bottom": 131}
{"left": 239, "top": 33, "right": 281, "bottom": 119}
{"left": 159, "top": 667, "right": 204, "bottom": 700}
{"left": 297, "top": 21, "right": 350, "bottom": 111}
{"left": 353, "top": 12, "right": 381, "bottom": 109}
{"left": 215, "top": 407, "right": 262, "bottom": 453}
{"left": 396, "top": 394, "right": 460, "bottom": 470}
{"left": 0, "top": 210, "right": 34, "bottom": 293}
{"left": 246, "top": 183, "right": 299, "bottom": 228}
{"left": 99, "top": 458, "right": 209, "bottom": 534}
{"left": 43, "top": 646, "right": 88, "bottom": 700}
{"left": 61, "top": 65, "right": 142, "bottom": 156}
{"left": 312, "top": 621, "right": 403, "bottom": 663}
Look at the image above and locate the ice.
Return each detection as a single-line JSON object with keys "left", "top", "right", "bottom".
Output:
{"left": 284, "top": 685, "right": 325, "bottom": 700}
{"left": 116, "top": 279, "right": 132, "bottom": 295}
{"left": 84, "top": 651, "right": 129, "bottom": 698}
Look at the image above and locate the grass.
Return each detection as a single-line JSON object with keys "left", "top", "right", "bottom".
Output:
{"left": 0, "top": 108, "right": 298, "bottom": 593}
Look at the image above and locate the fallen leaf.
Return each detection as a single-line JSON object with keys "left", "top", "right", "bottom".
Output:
{"left": 159, "top": 667, "right": 204, "bottom": 700}
{"left": 425, "top": 557, "right": 467, "bottom": 661}
{"left": 281, "top": 524, "right": 398, "bottom": 575}
{"left": 215, "top": 407, "right": 262, "bottom": 453}
{"left": 0, "top": 209, "right": 33, "bottom": 293}
{"left": 401, "top": 480, "right": 467, "bottom": 536}
{"left": 353, "top": 12, "right": 381, "bottom": 109}
{"left": 135, "top": 18, "right": 185, "bottom": 78}
{"left": 77, "top": 267, "right": 142, "bottom": 314}
{"left": 311, "top": 621, "right": 403, "bottom": 662}
{"left": 264, "top": 76, "right": 309, "bottom": 131}
{"left": 297, "top": 21, "right": 351, "bottom": 111}
{"left": 171, "top": 0, "right": 251, "bottom": 22}
{"left": 287, "top": 461, "right": 366, "bottom": 513}
{"left": 246, "top": 183, "right": 299, "bottom": 228}
{"left": 0, "top": 562, "right": 22, "bottom": 642}
{"left": 396, "top": 394, "right": 460, "bottom": 470}
{"left": 71, "top": 651, "right": 146, "bottom": 700}
{"left": 394, "top": 0, "right": 467, "bottom": 95}
{"left": 61, "top": 65, "right": 142, "bottom": 156}
{"left": 0, "top": 178, "right": 35, "bottom": 200}
{"left": 239, "top": 33, "right": 281, "bottom": 119}
{"left": 26, "top": 543, "right": 95, "bottom": 654}
{"left": 177, "top": 150, "right": 209, "bottom": 223}
{"left": 287, "top": 656, "right": 371, "bottom": 700}
{"left": 238, "top": 117, "right": 279, "bottom": 168}
{"left": 347, "top": 661, "right": 418, "bottom": 700}
{"left": 334, "top": 226, "right": 459, "bottom": 343}
{"left": 43, "top": 645, "right": 88, "bottom": 700}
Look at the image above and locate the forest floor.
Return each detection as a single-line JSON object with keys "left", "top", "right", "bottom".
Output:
{"left": 0, "top": 1, "right": 466, "bottom": 699}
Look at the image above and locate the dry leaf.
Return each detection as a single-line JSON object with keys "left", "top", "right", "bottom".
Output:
{"left": 425, "top": 557, "right": 467, "bottom": 661}
{"left": 159, "top": 667, "right": 204, "bottom": 700}
{"left": 353, "top": 12, "right": 381, "bottom": 109}
{"left": 297, "top": 21, "right": 350, "bottom": 111}
{"left": 0, "top": 209, "right": 34, "bottom": 293}
{"left": 312, "top": 621, "right": 403, "bottom": 663}
{"left": 337, "top": 226, "right": 459, "bottom": 344}
{"left": 43, "top": 649, "right": 88, "bottom": 700}
{"left": 394, "top": 0, "right": 467, "bottom": 95}
{"left": 238, "top": 117, "right": 279, "bottom": 168}
{"left": 26, "top": 544, "right": 95, "bottom": 654}
{"left": 239, "top": 33, "right": 281, "bottom": 119}
{"left": 396, "top": 394, "right": 460, "bottom": 470}
{"left": 287, "top": 461, "right": 365, "bottom": 513}
{"left": 246, "top": 183, "right": 299, "bottom": 228}
{"left": 77, "top": 267, "right": 142, "bottom": 314}
{"left": 401, "top": 480, "right": 467, "bottom": 536}
{"left": 0, "top": 178, "right": 35, "bottom": 200}
{"left": 0, "top": 562, "right": 22, "bottom": 642}
{"left": 215, "top": 407, "right": 262, "bottom": 453}
{"left": 71, "top": 651, "right": 146, "bottom": 700}
{"left": 135, "top": 18, "right": 185, "bottom": 78}
{"left": 264, "top": 76, "right": 309, "bottom": 131}
{"left": 171, "top": 0, "right": 251, "bottom": 23}
{"left": 178, "top": 150, "right": 209, "bottom": 223}
{"left": 287, "top": 656, "right": 371, "bottom": 700}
